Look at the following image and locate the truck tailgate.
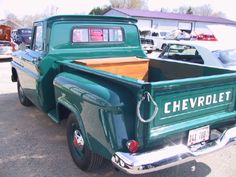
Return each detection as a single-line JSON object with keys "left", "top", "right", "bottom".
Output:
{"left": 142, "top": 73, "right": 236, "bottom": 143}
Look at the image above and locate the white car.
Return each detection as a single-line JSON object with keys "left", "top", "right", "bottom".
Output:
{"left": 140, "top": 38, "right": 156, "bottom": 53}
{"left": 139, "top": 28, "right": 169, "bottom": 50}
{"left": 158, "top": 41, "right": 236, "bottom": 70}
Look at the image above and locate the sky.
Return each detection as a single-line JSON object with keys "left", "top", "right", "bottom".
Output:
{"left": 148, "top": 0, "right": 236, "bottom": 21}
{"left": 0, "top": 0, "right": 236, "bottom": 21}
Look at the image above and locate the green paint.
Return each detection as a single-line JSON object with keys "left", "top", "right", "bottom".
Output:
{"left": 11, "top": 15, "right": 236, "bottom": 161}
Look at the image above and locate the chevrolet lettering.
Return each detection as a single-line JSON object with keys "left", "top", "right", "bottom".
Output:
{"left": 164, "top": 91, "right": 232, "bottom": 114}
{"left": 11, "top": 15, "right": 236, "bottom": 175}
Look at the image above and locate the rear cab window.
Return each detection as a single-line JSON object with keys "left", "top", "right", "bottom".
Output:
{"left": 72, "top": 27, "right": 124, "bottom": 43}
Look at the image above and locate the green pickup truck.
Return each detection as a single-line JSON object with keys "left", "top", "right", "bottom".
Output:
{"left": 11, "top": 15, "right": 236, "bottom": 174}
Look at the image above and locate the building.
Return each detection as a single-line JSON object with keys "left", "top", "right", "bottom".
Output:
{"left": 104, "top": 8, "right": 236, "bottom": 34}
{"left": 0, "top": 19, "right": 21, "bottom": 29}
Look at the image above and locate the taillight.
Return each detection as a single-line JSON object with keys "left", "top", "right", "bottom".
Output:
{"left": 11, "top": 43, "right": 16, "bottom": 51}
{"left": 126, "top": 140, "right": 139, "bottom": 153}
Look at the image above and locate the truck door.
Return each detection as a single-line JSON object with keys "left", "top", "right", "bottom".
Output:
{"left": 17, "top": 23, "right": 43, "bottom": 108}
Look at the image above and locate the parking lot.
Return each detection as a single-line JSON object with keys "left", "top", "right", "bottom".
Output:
{"left": 0, "top": 59, "right": 236, "bottom": 177}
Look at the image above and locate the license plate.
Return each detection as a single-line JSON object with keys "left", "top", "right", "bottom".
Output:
{"left": 187, "top": 125, "right": 210, "bottom": 146}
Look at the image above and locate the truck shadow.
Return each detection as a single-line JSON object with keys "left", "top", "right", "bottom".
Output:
{"left": 91, "top": 160, "right": 211, "bottom": 177}
{"left": 0, "top": 93, "right": 211, "bottom": 177}
{"left": 0, "top": 58, "right": 12, "bottom": 63}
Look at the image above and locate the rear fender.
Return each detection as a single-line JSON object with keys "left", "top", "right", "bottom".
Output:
{"left": 53, "top": 72, "right": 138, "bottom": 158}
{"left": 56, "top": 97, "right": 91, "bottom": 149}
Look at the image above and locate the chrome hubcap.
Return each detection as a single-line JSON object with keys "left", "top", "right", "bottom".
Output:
{"left": 73, "top": 130, "right": 84, "bottom": 150}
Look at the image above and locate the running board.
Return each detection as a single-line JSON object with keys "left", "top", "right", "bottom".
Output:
{"left": 48, "top": 109, "right": 59, "bottom": 123}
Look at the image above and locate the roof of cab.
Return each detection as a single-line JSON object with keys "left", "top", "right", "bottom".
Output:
{"left": 35, "top": 15, "right": 137, "bottom": 24}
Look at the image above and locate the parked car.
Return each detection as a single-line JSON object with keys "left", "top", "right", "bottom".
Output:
{"left": 196, "top": 33, "right": 217, "bottom": 41}
{"left": 140, "top": 37, "right": 156, "bottom": 53}
{"left": 140, "top": 28, "right": 167, "bottom": 39}
{"left": 11, "top": 29, "right": 17, "bottom": 40}
{"left": 158, "top": 41, "right": 236, "bottom": 69}
{"left": 164, "top": 29, "right": 191, "bottom": 40}
{"left": 139, "top": 28, "right": 169, "bottom": 50}
{"left": 13, "top": 28, "right": 32, "bottom": 47}
{"left": 0, "top": 41, "right": 13, "bottom": 59}
{"left": 190, "top": 32, "right": 217, "bottom": 41}
{"left": 147, "top": 29, "right": 192, "bottom": 51}
{"left": 0, "top": 25, "right": 13, "bottom": 59}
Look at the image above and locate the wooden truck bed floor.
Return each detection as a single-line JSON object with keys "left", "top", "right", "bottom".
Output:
{"left": 75, "top": 57, "right": 150, "bottom": 81}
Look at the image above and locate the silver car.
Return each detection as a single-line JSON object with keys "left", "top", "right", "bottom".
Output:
{"left": 0, "top": 41, "right": 13, "bottom": 59}
{"left": 158, "top": 41, "right": 236, "bottom": 70}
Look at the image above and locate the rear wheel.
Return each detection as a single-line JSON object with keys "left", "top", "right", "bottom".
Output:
{"left": 66, "top": 113, "right": 104, "bottom": 171}
{"left": 17, "top": 80, "right": 32, "bottom": 106}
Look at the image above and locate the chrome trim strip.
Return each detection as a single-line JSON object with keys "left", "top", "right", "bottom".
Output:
{"left": 111, "top": 127, "right": 236, "bottom": 174}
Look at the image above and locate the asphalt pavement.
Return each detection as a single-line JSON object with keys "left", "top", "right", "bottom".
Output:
{"left": 0, "top": 59, "right": 236, "bottom": 177}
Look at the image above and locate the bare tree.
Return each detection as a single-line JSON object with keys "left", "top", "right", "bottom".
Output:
{"left": 44, "top": 5, "right": 59, "bottom": 16}
{"left": 186, "top": 7, "right": 193, "bottom": 15}
{"left": 5, "top": 13, "right": 22, "bottom": 28}
{"left": 89, "top": 6, "right": 111, "bottom": 15}
{"left": 160, "top": 8, "right": 169, "bottom": 13}
{"left": 172, "top": 4, "right": 225, "bottom": 17}
{"left": 4, "top": 4, "right": 59, "bottom": 29}
{"left": 21, "top": 14, "right": 48, "bottom": 28}
{"left": 173, "top": 6, "right": 189, "bottom": 14}
{"left": 212, "top": 11, "right": 226, "bottom": 18}
{"left": 110, "top": 0, "right": 148, "bottom": 9}
{"left": 6, "top": 13, "right": 48, "bottom": 28}
{"left": 193, "top": 4, "right": 213, "bottom": 16}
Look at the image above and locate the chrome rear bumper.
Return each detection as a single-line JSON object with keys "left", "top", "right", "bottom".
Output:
{"left": 111, "top": 127, "right": 236, "bottom": 174}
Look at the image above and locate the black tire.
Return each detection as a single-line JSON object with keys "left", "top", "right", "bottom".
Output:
{"left": 66, "top": 113, "right": 104, "bottom": 171}
{"left": 17, "top": 81, "right": 32, "bottom": 106}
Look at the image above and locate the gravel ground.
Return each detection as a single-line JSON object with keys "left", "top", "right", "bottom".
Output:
{"left": 0, "top": 58, "right": 236, "bottom": 177}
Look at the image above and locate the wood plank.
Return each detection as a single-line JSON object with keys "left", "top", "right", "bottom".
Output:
{"left": 75, "top": 57, "right": 149, "bottom": 66}
{"left": 94, "top": 62, "right": 149, "bottom": 80}
{"left": 74, "top": 57, "right": 150, "bottom": 81}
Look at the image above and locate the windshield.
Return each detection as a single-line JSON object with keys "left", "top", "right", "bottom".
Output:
{"left": 160, "top": 32, "right": 167, "bottom": 37}
{"left": 213, "top": 49, "right": 236, "bottom": 65}
{"left": 19, "top": 29, "right": 32, "bottom": 35}
{"left": 140, "top": 30, "right": 151, "bottom": 37}
{"left": 141, "top": 38, "right": 154, "bottom": 45}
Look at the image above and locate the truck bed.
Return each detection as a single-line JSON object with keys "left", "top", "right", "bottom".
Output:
{"left": 67, "top": 57, "right": 236, "bottom": 139}
{"left": 55, "top": 55, "right": 236, "bottom": 174}
{"left": 73, "top": 57, "right": 232, "bottom": 82}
